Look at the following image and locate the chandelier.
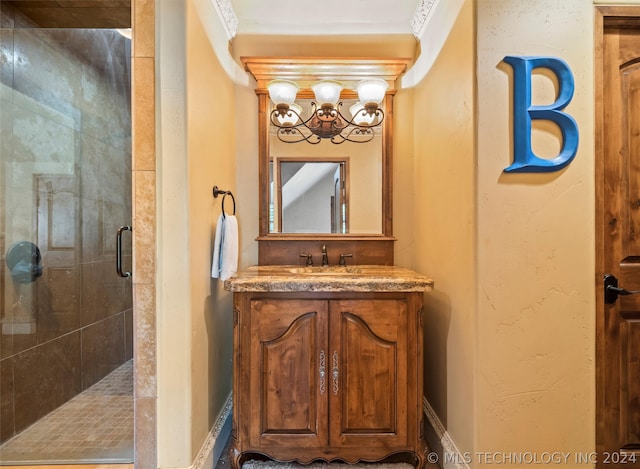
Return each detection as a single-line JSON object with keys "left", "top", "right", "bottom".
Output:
{"left": 267, "top": 78, "right": 389, "bottom": 144}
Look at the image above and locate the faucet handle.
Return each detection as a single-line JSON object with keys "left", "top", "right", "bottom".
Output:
{"left": 299, "top": 253, "right": 313, "bottom": 266}
{"left": 339, "top": 253, "right": 353, "bottom": 266}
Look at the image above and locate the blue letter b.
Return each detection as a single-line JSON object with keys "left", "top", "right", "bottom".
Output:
{"left": 503, "top": 56, "right": 579, "bottom": 173}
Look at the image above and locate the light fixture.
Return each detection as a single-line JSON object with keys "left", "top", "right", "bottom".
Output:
{"left": 267, "top": 78, "right": 388, "bottom": 144}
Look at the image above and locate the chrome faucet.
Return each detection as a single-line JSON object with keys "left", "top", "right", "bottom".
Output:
{"left": 321, "top": 245, "right": 329, "bottom": 266}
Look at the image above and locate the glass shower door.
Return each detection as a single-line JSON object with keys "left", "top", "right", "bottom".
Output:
{"left": 0, "top": 26, "right": 133, "bottom": 464}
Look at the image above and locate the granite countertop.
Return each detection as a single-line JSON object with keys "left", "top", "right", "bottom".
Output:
{"left": 223, "top": 265, "right": 434, "bottom": 292}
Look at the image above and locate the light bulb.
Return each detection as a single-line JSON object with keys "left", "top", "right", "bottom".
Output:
{"left": 349, "top": 102, "right": 376, "bottom": 126}
{"left": 276, "top": 103, "right": 302, "bottom": 126}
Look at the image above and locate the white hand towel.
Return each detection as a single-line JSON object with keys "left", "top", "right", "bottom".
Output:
{"left": 211, "top": 213, "right": 224, "bottom": 278}
{"left": 211, "top": 214, "right": 238, "bottom": 280}
{"left": 220, "top": 215, "right": 238, "bottom": 280}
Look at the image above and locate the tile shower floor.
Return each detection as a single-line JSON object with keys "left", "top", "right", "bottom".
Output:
{"left": 0, "top": 360, "right": 133, "bottom": 465}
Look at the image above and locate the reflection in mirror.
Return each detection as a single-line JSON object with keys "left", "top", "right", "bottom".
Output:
{"left": 272, "top": 159, "right": 347, "bottom": 234}
{"left": 269, "top": 98, "right": 382, "bottom": 234}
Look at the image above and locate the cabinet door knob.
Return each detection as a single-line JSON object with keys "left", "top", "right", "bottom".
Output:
{"left": 332, "top": 351, "right": 339, "bottom": 395}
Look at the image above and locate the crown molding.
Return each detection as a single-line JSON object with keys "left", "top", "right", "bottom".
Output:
{"left": 241, "top": 57, "right": 412, "bottom": 90}
{"left": 212, "top": 0, "right": 238, "bottom": 40}
{"left": 411, "top": 0, "right": 438, "bottom": 39}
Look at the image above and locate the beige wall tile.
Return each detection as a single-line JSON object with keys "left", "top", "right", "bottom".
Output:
{"left": 133, "top": 170, "right": 156, "bottom": 285}
{"left": 133, "top": 0, "right": 155, "bottom": 58}
{"left": 134, "top": 397, "right": 157, "bottom": 469}
{"left": 132, "top": 57, "right": 156, "bottom": 171}
{"left": 133, "top": 283, "right": 156, "bottom": 399}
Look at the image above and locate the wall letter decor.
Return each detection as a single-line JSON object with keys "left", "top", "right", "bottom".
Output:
{"left": 503, "top": 56, "right": 579, "bottom": 173}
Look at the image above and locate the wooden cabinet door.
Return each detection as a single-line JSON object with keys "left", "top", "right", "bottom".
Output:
{"left": 248, "top": 298, "right": 329, "bottom": 449}
{"left": 328, "top": 299, "right": 408, "bottom": 449}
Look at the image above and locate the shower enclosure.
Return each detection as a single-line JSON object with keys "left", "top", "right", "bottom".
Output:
{"left": 0, "top": 12, "right": 133, "bottom": 464}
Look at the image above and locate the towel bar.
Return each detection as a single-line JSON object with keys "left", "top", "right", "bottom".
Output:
{"left": 213, "top": 185, "right": 236, "bottom": 218}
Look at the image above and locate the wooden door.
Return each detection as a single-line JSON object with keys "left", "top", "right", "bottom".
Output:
{"left": 35, "top": 174, "right": 81, "bottom": 339}
{"left": 598, "top": 8, "right": 640, "bottom": 466}
{"left": 248, "top": 298, "right": 329, "bottom": 449}
{"left": 328, "top": 298, "right": 408, "bottom": 450}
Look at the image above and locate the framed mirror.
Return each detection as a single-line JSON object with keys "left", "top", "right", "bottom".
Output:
{"left": 242, "top": 57, "right": 411, "bottom": 265}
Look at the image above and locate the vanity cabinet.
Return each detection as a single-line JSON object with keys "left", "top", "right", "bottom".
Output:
{"left": 230, "top": 290, "right": 427, "bottom": 468}
{"left": 235, "top": 56, "right": 429, "bottom": 466}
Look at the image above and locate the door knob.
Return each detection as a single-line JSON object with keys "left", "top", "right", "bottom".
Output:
{"left": 604, "top": 273, "right": 640, "bottom": 304}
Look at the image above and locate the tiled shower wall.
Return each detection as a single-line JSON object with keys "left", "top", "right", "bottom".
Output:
{"left": 0, "top": 22, "right": 133, "bottom": 444}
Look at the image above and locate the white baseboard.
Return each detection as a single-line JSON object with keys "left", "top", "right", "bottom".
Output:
{"left": 423, "top": 397, "right": 470, "bottom": 469}
{"left": 191, "top": 393, "right": 233, "bottom": 469}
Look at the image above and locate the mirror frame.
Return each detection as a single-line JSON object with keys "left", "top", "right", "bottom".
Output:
{"left": 242, "top": 57, "right": 411, "bottom": 266}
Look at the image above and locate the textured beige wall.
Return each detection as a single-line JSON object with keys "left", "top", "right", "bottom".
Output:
{"left": 156, "top": 0, "right": 235, "bottom": 465}
{"left": 392, "top": 88, "right": 416, "bottom": 268}
{"left": 410, "top": 0, "right": 476, "bottom": 456}
{"left": 233, "top": 81, "right": 260, "bottom": 270}
{"left": 475, "top": 0, "right": 595, "bottom": 463}
{"left": 412, "top": 0, "right": 601, "bottom": 463}
{"left": 156, "top": 0, "right": 189, "bottom": 464}
{"left": 186, "top": 2, "right": 236, "bottom": 460}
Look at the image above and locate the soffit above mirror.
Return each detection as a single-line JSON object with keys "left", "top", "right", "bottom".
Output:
{"left": 241, "top": 57, "right": 412, "bottom": 91}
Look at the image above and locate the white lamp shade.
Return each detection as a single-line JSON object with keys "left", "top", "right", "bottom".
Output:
{"left": 312, "top": 80, "right": 343, "bottom": 106}
{"left": 267, "top": 80, "right": 299, "bottom": 105}
{"left": 356, "top": 79, "right": 389, "bottom": 105}
{"left": 276, "top": 103, "right": 302, "bottom": 126}
{"left": 349, "top": 102, "right": 376, "bottom": 126}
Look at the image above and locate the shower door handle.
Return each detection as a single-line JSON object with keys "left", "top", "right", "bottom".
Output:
{"left": 116, "top": 226, "right": 132, "bottom": 278}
